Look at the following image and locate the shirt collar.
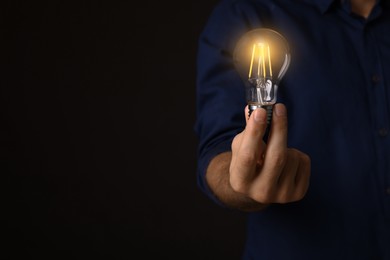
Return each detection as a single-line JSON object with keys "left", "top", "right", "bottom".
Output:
{"left": 299, "top": 0, "right": 337, "bottom": 14}
{"left": 317, "top": 0, "right": 337, "bottom": 13}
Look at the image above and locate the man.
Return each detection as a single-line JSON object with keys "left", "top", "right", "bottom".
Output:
{"left": 194, "top": 0, "right": 390, "bottom": 259}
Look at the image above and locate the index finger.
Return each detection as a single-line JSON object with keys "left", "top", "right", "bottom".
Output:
{"left": 266, "top": 103, "right": 288, "bottom": 153}
{"left": 237, "top": 107, "right": 268, "bottom": 163}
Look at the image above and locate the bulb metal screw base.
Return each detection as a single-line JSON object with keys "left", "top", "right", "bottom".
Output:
{"left": 248, "top": 104, "right": 273, "bottom": 126}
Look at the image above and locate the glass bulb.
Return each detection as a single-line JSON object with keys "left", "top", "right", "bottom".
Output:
{"left": 233, "top": 28, "right": 290, "bottom": 121}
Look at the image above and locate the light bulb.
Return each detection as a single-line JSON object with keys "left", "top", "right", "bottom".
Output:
{"left": 233, "top": 28, "right": 290, "bottom": 122}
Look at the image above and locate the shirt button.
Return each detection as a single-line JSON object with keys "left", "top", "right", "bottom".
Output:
{"left": 372, "top": 74, "right": 380, "bottom": 84}
{"left": 378, "top": 128, "right": 389, "bottom": 137}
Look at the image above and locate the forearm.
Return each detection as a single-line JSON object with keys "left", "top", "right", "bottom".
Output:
{"left": 206, "top": 151, "right": 269, "bottom": 212}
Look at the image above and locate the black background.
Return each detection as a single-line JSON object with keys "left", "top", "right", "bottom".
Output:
{"left": 2, "top": 1, "right": 247, "bottom": 259}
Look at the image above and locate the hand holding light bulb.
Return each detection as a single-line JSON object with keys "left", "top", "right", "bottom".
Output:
{"left": 222, "top": 29, "right": 311, "bottom": 207}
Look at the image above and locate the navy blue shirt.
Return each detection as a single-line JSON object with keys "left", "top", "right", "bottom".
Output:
{"left": 195, "top": 0, "right": 390, "bottom": 259}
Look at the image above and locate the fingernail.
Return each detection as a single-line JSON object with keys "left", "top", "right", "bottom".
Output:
{"left": 275, "top": 104, "right": 286, "bottom": 117}
{"left": 254, "top": 108, "right": 265, "bottom": 123}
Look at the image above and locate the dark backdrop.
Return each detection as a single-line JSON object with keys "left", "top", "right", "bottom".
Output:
{"left": 2, "top": 1, "right": 247, "bottom": 259}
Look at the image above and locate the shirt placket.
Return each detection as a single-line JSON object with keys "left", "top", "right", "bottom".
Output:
{"left": 366, "top": 26, "right": 390, "bottom": 218}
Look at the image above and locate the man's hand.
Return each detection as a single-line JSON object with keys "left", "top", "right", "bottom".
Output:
{"left": 229, "top": 103, "right": 311, "bottom": 204}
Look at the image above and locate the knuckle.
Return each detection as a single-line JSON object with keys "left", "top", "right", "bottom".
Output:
{"left": 293, "top": 191, "right": 306, "bottom": 202}
{"left": 288, "top": 148, "right": 300, "bottom": 160}
{"left": 229, "top": 172, "right": 249, "bottom": 194}
{"left": 294, "top": 185, "right": 309, "bottom": 201}
{"left": 231, "top": 134, "right": 243, "bottom": 150}
{"left": 270, "top": 150, "right": 287, "bottom": 168}
{"left": 252, "top": 186, "right": 274, "bottom": 204}
{"left": 290, "top": 148, "right": 311, "bottom": 164}
{"left": 230, "top": 179, "right": 246, "bottom": 193}
{"left": 239, "top": 151, "right": 257, "bottom": 168}
{"left": 276, "top": 189, "right": 293, "bottom": 204}
{"left": 301, "top": 153, "right": 311, "bottom": 166}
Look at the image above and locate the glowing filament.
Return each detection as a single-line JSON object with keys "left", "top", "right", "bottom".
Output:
{"left": 248, "top": 44, "right": 256, "bottom": 79}
{"left": 248, "top": 42, "right": 273, "bottom": 79}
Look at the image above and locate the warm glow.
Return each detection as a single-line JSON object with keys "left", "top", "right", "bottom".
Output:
{"left": 248, "top": 42, "right": 273, "bottom": 79}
